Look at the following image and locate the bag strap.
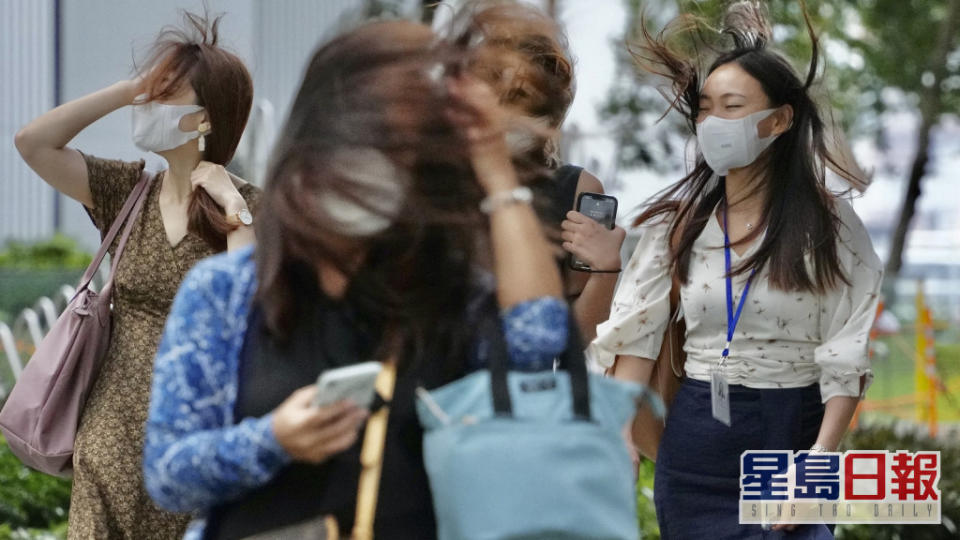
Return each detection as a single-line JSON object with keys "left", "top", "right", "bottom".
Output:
{"left": 488, "top": 304, "right": 592, "bottom": 420}
{"left": 556, "top": 320, "right": 591, "bottom": 420}
{"left": 101, "top": 173, "right": 155, "bottom": 295}
{"left": 76, "top": 170, "right": 154, "bottom": 295}
{"left": 487, "top": 316, "right": 513, "bottom": 416}
{"left": 351, "top": 358, "right": 397, "bottom": 540}
{"left": 665, "top": 227, "right": 685, "bottom": 378}
{"left": 666, "top": 270, "right": 685, "bottom": 378}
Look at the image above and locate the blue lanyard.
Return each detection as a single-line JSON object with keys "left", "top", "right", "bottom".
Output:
{"left": 721, "top": 198, "right": 756, "bottom": 364}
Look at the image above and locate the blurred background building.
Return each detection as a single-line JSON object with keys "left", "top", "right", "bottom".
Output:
{"left": 2, "top": 0, "right": 957, "bottom": 320}
{"left": 0, "top": 0, "right": 957, "bottom": 382}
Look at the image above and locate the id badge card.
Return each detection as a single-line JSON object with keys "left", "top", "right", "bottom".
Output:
{"left": 711, "top": 367, "right": 732, "bottom": 426}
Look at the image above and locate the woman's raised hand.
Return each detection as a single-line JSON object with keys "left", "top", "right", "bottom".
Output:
{"left": 444, "top": 75, "right": 518, "bottom": 195}
{"left": 123, "top": 69, "right": 153, "bottom": 105}
{"left": 271, "top": 385, "right": 369, "bottom": 464}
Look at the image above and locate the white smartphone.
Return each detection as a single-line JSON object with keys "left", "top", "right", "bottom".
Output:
{"left": 313, "top": 361, "right": 383, "bottom": 409}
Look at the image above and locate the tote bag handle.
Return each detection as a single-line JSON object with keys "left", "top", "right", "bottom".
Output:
{"left": 487, "top": 306, "right": 591, "bottom": 421}
{"left": 74, "top": 171, "right": 153, "bottom": 297}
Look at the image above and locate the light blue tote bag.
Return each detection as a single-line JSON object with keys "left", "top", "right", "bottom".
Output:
{"left": 416, "top": 318, "right": 664, "bottom": 540}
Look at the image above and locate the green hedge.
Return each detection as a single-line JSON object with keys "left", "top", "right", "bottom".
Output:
{"left": 835, "top": 424, "right": 958, "bottom": 540}
{"left": 0, "top": 437, "right": 70, "bottom": 537}
{"left": 0, "top": 235, "right": 92, "bottom": 270}
{"left": 0, "top": 235, "right": 91, "bottom": 324}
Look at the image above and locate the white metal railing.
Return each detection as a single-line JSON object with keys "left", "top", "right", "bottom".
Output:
{"left": 34, "top": 296, "right": 58, "bottom": 332}
{"left": 0, "top": 322, "right": 21, "bottom": 396}
{"left": 54, "top": 285, "right": 76, "bottom": 311}
{"left": 0, "top": 265, "right": 110, "bottom": 399}
{"left": 13, "top": 309, "right": 43, "bottom": 353}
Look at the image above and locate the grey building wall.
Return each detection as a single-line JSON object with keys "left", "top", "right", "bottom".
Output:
{"left": 1, "top": 0, "right": 57, "bottom": 242}
{"left": 254, "top": 0, "right": 362, "bottom": 134}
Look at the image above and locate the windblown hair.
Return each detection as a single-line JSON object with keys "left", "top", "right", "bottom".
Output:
{"left": 631, "top": 0, "right": 859, "bottom": 293}
{"left": 136, "top": 10, "right": 254, "bottom": 251}
{"left": 256, "top": 20, "right": 550, "bottom": 369}
{"left": 451, "top": 0, "right": 575, "bottom": 168}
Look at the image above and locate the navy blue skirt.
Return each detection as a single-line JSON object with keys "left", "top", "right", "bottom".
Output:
{"left": 654, "top": 377, "right": 834, "bottom": 540}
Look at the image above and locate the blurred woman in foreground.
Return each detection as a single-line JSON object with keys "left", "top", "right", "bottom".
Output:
{"left": 144, "top": 19, "right": 569, "bottom": 539}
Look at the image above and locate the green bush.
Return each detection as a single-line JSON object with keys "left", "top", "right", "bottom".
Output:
{"left": 0, "top": 235, "right": 91, "bottom": 320}
{"left": 636, "top": 458, "right": 660, "bottom": 539}
{"left": 0, "top": 235, "right": 92, "bottom": 270}
{"left": 0, "top": 522, "right": 67, "bottom": 540}
{"left": 836, "top": 424, "right": 958, "bottom": 540}
{"left": 0, "top": 437, "right": 70, "bottom": 535}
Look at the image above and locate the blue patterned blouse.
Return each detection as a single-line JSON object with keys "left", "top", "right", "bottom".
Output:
{"left": 143, "top": 246, "right": 568, "bottom": 538}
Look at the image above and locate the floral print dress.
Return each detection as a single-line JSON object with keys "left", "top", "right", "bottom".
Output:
{"left": 68, "top": 153, "right": 259, "bottom": 539}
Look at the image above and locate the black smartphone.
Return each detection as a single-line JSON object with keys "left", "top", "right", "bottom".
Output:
{"left": 569, "top": 192, "right": 618, "bottom": 272}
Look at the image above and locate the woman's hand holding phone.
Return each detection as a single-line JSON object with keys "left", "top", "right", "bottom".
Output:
{"left": 271, "top": 385, "right": 368, "bottom": 464}
{"left": 561, "top": 210, "right": 626, "bottom": 272}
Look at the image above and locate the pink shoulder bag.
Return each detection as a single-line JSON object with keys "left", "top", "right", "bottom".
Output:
{"left": 0, "top": 171, "right": 153, "bottom": 476}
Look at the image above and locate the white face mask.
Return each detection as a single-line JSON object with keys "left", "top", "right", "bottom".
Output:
{"left": 318, "top": 148, "right": 409, "bottom": 237}
{"left": 696, "top": 108, "right": 781, "bottom": 176}
{"left": 131, "top": 95, "right": 204, "bottom": 153}
{"left": 504, "top": 116, "right": 553, "bottom": 155}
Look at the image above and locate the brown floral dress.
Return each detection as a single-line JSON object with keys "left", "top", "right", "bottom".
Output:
{"left": 68, "top": 153, "right": 259, "bottom": 539}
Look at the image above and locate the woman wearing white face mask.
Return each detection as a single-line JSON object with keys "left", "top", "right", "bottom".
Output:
{"left": 589, "top": 2, "right": 881, "bottom": 538}
{"left": 14, "top": 11, "right": 258, "bottom": 539}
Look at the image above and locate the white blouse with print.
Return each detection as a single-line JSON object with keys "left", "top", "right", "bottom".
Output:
{"left": 587, "top": 197, "right": 883, "bottom": 403}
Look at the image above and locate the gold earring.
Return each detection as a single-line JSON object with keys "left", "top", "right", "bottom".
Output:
{"left": 198, "top": 122, "right": 211, "bottom": 152}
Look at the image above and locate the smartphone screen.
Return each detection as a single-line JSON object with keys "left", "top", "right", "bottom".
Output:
{"left": 313, "top": 361, "right": 383, "bottom": 409}
{"left": 570, "top": 192, "right": 618, "bottom": 272}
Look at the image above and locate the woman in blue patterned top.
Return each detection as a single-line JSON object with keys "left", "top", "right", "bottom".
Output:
{"left": 144, "top": 20, "right": 570, "bottom": 539}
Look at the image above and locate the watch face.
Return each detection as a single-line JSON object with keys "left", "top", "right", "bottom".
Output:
{"left": 238, "top": 208, "right": 253, "bottom": 226}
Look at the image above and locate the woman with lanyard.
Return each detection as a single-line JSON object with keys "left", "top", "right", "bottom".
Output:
{"left": 588, "top": 2, "right": 882, "bottom": 538}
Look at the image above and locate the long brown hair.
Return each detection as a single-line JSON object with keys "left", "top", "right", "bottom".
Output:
{"left": 137, "top": 10, "right": 254, "bottom": 251}
{"left": 631, "top": 0, "right": 858, "bottom": 293}
{"left": 453, "top": 0, "right": 575, "bottom": 168}
{"left": 255, "top": 20, "right": 550, "bottom": 367}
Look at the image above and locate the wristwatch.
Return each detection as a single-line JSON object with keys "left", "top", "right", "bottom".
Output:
{"left": 227, "top": 207, "right": 253, "bottom": 228}
{"left": 479, "top": 186, "right": 534, "bottom": 214}
{"left": 809, "top": 444, "right": 830, "bottom": 454}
